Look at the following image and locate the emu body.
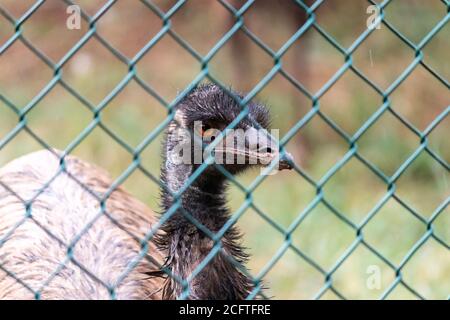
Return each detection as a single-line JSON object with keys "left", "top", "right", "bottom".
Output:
{"left": 0, "top": 150, "right": 163, "bottom": 299}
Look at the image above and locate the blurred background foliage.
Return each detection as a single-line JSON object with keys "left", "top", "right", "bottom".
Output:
{"left": 0, "top": 0, "right": 448, "bottom": 299}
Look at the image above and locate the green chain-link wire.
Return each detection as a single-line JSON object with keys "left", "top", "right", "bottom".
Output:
{"left": 0, "top": 0, "right": 448, "bottom": 300}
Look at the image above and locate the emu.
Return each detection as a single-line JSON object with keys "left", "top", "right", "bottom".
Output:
{"left": 0, "top": 84, "right": 293, "bottom": 299}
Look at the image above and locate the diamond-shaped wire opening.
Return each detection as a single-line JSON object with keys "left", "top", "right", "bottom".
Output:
{"left": 241, "top": 171, "right": 317, "bottom": 229}
{"left": 395, "top": 151, "right": 449, "bottom": 219}
{"left": 332, "top": 245, "right": 396, "bottom": 299}
{"left": 390, "top": 64, "right": 450, "bottom": 132}
{"left": 363, "top": 199, "right": 427, "bottom": 266}
{"left": 95, "top": 0, "right": 163, "bottom": 59}
{"left": 118, "top": 168, "right": 162, "bottom": 215}
{"left": 254, "top": 74, "right": 311, "bottom": 135}
{"left": 99, "top": 80, "right": 167, "bottom": 149}
{"left": 295, "top": 114, "right": 349, "bottom": 181}
{"left": 323, "top": 157, "right": 387, "bottom": 224}
{"left": 69, "top": 125, "right": 137, "bottom": 181}
{"left": 291, "top": 203, "right": 355, "bottom": 271}
{"left": 321, "top": 70, "right": 381, "bottom": 135}
{"left": 236, "top": 206, "right": 287, "bottom": 269}
{"left": 61, "top": 37, "right": 129, "bottom": 105}
{"left": 0, "top": 40, "right": 54, "bottom": 107}
{"left": 352, "top": 25, "right": 415, "bottom": 90}
{"left": 283, "top": 26, "right": 344, "bottom": 94}
{"left": 358, "top": 110, "right": 421, "bottom": 177}
{"left": 26, "top": 84, "right": 92, "bottom": 150}
{"left": 209, "top": 29, "right": 275, "bottom": 93}
{"left": 21, "top": 0, "right": 89, "bottom": 62}
{"left": 136, "top": 34, "right": 201, "bottom": 102}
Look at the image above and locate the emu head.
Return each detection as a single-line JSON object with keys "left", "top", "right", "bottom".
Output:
{"left": 165, "top": 84, "right": 293, "bottom": 180}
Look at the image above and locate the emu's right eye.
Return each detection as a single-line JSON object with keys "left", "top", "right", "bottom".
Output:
{"left": 202, "top": 126, "right": 217, "bottom": 141}
{"left": 200, "top": 123, "right": 212, "bottom": 136}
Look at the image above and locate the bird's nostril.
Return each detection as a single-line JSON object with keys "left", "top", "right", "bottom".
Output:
{"left": 259, "top": 147, "right": 274, "bottom": 154}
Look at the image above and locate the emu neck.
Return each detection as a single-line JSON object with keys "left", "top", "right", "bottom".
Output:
{"left": 159, "top": 159, "right": 253, "bottom": 299}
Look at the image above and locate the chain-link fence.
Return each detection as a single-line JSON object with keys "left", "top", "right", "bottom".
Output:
{"left": 0, "top": 0, "right": 449, "bottom": 299}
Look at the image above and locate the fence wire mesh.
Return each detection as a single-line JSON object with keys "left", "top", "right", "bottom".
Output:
{"left": 0, "top": 0, "right": 449, "bottom": 299}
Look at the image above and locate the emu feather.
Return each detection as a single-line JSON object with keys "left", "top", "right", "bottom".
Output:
{"left": 0, "top": 150, "right": 163, "bottom": 299}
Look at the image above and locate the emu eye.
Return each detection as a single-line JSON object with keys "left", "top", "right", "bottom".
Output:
{"left": 201, "top": 123, "right": 211, "bottom": 134}
{"left": 199, "top": 123, "right": 213, "bottom": 137}
{"left": 200, "top": 123, "right": 222, "bottom": 143}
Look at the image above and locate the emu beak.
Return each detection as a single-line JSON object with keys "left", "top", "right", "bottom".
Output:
{"left": 211, "top": 127, "right": 295, "bottom": 171}
{"left": 277, "top": 152, "right": 294, "bottom": 171}
{"left": 257, "top": 148, "right": 294, "bottom": 171}
{"left": 247, "top": 127, "right": 294, "bottom": 171}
